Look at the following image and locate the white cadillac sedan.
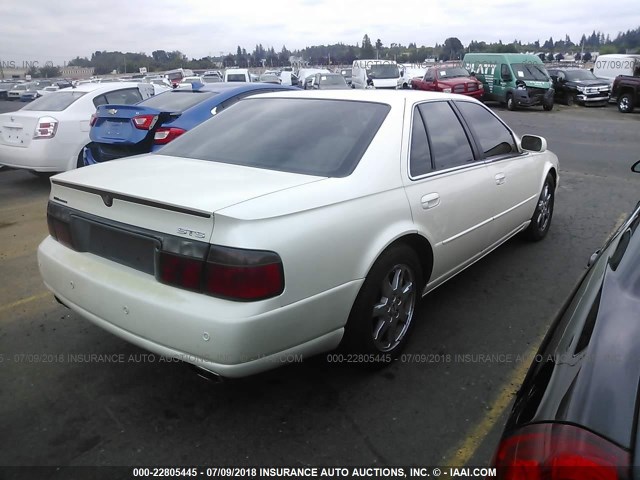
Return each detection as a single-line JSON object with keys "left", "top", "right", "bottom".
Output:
{"left": 38, "top": 90, "right": 559, "bottom": 378}
{"left": 0, "top": 82, "right": 154, "bottom": 173}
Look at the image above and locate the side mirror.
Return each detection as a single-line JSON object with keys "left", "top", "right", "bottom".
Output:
{"left": 632, "top": 160, "right": 640, "bottom": 173}
{"left": 521, "top": 135, "right": 547, "bottom": 152}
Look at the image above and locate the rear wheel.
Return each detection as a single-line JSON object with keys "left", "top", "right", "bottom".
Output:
{"left": 506, "top": 94, "right": 516, "bottom": 111}
{"left": 341, "top": 244, "right": 423, "bottom": 364}
{"left": 618, "top": 93, "right": 634, "bottom": 113}
{"left": 524, "top": 174, "right": 555, "bottom": 241}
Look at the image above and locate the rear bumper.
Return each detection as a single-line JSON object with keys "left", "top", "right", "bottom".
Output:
{"left": 38, "top": 236, "right": 359, "bottom": 378}
{"left": 0, "top": 139, "right": 74, "bottom": 172}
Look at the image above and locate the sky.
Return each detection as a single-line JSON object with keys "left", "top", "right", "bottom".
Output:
{"left": 1, "top": 0, "right": 639, "bottom": 65}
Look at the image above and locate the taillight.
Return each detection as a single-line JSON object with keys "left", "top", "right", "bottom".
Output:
{"left": 154, "top": 127, "right": 186, "bottom": 145}
{"left": 205, "top": 245, "right": 284, "bottom": 300}
{"left": 157, "top": 244, "right": 284, "bottom": 301}
{"left": 33, "top": 116, "right": 58, "bottom": 139}
{"left": 132, "top": 114, "right": 158, "bottom": 130}
{"left": 89, "top": 113, "right": 98, "bottom": 127}
{"left": 159, "top": 252, "right": 204, "bottom": 291}
{"left": 47, "top": 213, "right": 74, "bottom": 250}
{"left": 492, "top": 423, "right": 630, "bottom": 480}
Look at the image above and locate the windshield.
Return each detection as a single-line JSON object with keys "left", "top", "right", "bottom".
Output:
{"left": 511, "top": 63, "right": 550, "bottom": 82}
{"left": 439, "top": 67, "right": 471, "bottom": 78}
{"left": 226, "top": 74, "right": 247, "bottom": 82}
{"left": 22, "top": 91, "right": 87, "bottom": 111}
{"left": 367, "top": 64, "right": 399, "bottom": 79}
{"left": 564, "top": 70, "right": 599, "bottom": 81}
{"left": 138, "top": 90, "right": 218, "bottom": 111}
{"left": 159, "top": 98, "right": 391, "bottom": 177}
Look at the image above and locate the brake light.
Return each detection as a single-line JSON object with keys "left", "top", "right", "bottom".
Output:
{"left": 154, "top": 127, "right": 186, "bottom": 145}
{"left": 492, "top": 423, "right": 630, "bottom": 480}
{"left": 89, "top": 113, "right": 98, "bottom": 127}
{"left": 205, "top": 245, "right": 284, "bottom": 300}
{"left": 33, "top": 116, "right": 58, "bottom": 139}
{"left": 132, "top": 114, "right": 158, "bottom": 130}
{"left": 47, "top": 214, "right": 74, "bottom": 250}
{"left": 157, "top": 244, "right": 284, "bottom": 301}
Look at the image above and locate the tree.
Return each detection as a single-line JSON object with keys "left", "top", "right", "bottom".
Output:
{"left": 26, "top": 66, "right": 39, "bottom": 78}
{"left": 442, "top": 37, "right": 464, "bottom": 61}
{"left": 39, "top": 65, "right": 61, "bottom": 78}
{"left": 375, "top": 38, "right": 383, "bottom": 52}
{"left": 360, "top": 34, "right": 375, "bottom": 58}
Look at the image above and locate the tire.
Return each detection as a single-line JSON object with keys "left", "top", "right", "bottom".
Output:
{"left": 618, "top": 93, "right": 634, "bottom": 113}
{"left": 76, "top": 146, "right": 87, "bottom": 168}
{"left": 506, "top": 94, "right": 516, "bottom": 111}
{"left": 524, "top": 174, "right": 555, "bottom": 241}
{"left": 341, "top": 244, "right": 423, "bottom": 363}
{"left": 564, "top": 93, "right": 574, "bottom": 106}
{"left": 543, "top": 103, "right": 554, "bottom": 111}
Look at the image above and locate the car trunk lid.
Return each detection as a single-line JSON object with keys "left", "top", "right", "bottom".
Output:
{"left": 49, "top": 154, "right": 326, "bottom": 241}
{"left": 0, "top": 111, "right": 44, "bottom": 148}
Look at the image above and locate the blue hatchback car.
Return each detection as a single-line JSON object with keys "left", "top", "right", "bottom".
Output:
{"left": 84, "top": 82, "right": 293, "bottom": 166}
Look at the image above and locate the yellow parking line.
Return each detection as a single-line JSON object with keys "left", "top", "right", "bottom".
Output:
{"left": 0, "top": 291, "right": 51, "bottom": 315}
{"left": 443, "top": 343, "right": 539, "bottom": 467}
{"left": 444, "top": 211, "right": 630, "bottom": 467}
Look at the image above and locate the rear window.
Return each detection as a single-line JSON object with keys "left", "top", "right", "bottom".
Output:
{"left": 138, "top": 90, "right": 218, "bottom": 111}
{"left": 22, "top": 91, "right": 87, "bottom": 111}
{"left": 158, "top": 98, "right": 390, "bottom": 177}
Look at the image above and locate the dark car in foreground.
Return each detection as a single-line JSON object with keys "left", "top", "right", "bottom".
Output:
{"left": 547, "top": 68, "right": 611, "bottom": 106}
{"left": 491, "top": 161, "right": 640, "bottom": 479}
{"left": 84, "top": 82, "right": 292, "bottom": 165}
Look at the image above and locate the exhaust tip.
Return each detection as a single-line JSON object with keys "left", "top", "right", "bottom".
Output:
{"left": 189, "top": 364, "right": 224, "bottom": 384}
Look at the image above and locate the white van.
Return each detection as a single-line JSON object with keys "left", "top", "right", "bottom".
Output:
{"left": 224, "top": 68, "right": 251, "bottom": 83}
{"left": 592, "top": 54, "right": 640, "bottom": 87}
{"left": 296, "top": 68, "right": 331, "bottom": 89}
{"left": 352, "top": 59, "right": 400, "bottom": 89}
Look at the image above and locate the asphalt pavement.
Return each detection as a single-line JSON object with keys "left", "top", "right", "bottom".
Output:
{"left": 1, "top": 99, "right": 639, "bottom": 473}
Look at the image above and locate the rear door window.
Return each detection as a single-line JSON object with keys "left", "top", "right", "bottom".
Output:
{"left": 418, "top": 102, "right": 475, "bottom": 171}
{"left": 409, "top": 107, "right": 433, "bottom": 177}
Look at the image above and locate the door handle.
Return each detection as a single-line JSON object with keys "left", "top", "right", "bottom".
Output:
{"left": 495, "top": 173, "right": 506, "bottom": 185}
{"left": 421, "top": 193, "right": 440, "bottom": 209}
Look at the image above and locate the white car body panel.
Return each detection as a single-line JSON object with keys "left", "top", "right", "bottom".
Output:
{"left": 38, "top": 90, "right": 559, "bottom": 377}
{"left": 0, "top": 83, "right": 154, "bottom": 172}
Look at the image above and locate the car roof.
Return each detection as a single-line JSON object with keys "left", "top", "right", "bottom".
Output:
{"left": 243, "top": 89, "right": 467, "bottom": 106}
{"left": 167, "top": 82, "right": 289, "bottom": 94}
{"left": 68, "top": 82, "right": 145, "bottom": 93}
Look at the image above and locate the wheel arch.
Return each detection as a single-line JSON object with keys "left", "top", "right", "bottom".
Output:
{"left": 359, "top": 231, "right": 434, "bottom": 291}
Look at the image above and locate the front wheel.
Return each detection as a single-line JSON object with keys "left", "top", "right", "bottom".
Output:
{"left": 524, "top": 174, "right": 555, "bottom": 241}
{"left": 506, "top": 94, "right": 516, "bottom": 111}
{"left": 564, "top": 92, "right": 574, "bottom": 106}
{"left": 341, "top": 244, "right": 423, "bottom": 362}
{"left": 618, "top": 93, "right": 634, "bottom": 113}
{"left": 543, "top": 103, "right": 554, "bottom": 111}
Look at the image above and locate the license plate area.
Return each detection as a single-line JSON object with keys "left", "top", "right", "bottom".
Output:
{"left": 71, "top": 217, "right": 160, "bottom": 275}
